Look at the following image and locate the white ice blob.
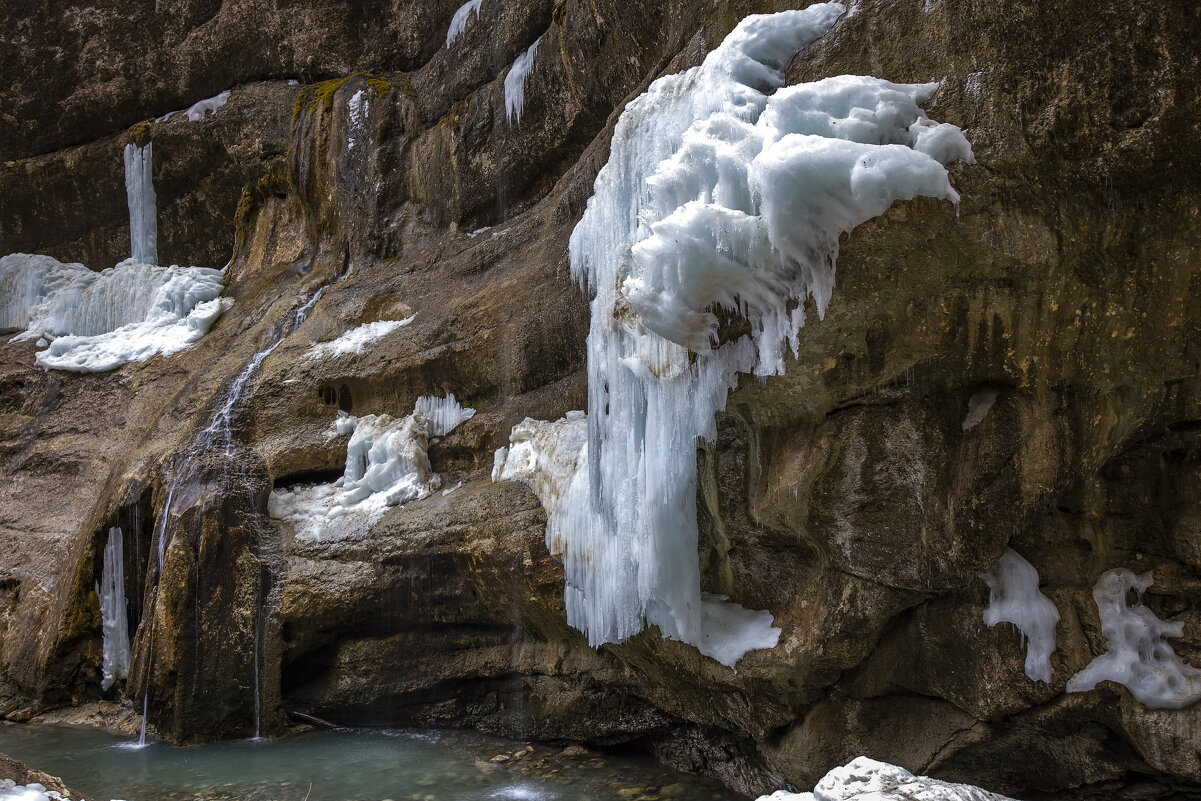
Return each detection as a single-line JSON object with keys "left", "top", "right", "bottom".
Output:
{"left": 1066, "top": 568, "right": 1201, "bottom": 709}
{"left": 979, "top": 548, "right": 1060, "bottom": 683}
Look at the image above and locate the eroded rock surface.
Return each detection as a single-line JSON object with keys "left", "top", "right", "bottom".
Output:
{"left": 1, "top": 0, "right": 1200, "bottom": 798}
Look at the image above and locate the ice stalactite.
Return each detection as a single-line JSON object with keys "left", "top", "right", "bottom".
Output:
{"left": 446, "top": 0, "right": 483, "bottom": 47}
{"left": 269, "top": 395, "right": 475, "bottom": 538}
{"left": 97, "top": 526, "right": 131, "bottom": 692}
{"left": 124, "top": 142, "right": 158, "bottom": 265}
{"left": 504, "top": 36, "right": 541, "bottom": 125}
{"left": 495, "top": 3, "right": 973, "bottom": 666}
{"left": 0, "top": 253, "right": 231, "bottom": 372}
{"left": 979, "top": 548, "right": 1060, "bottom": 682}
{"left": 1066, "top": 568, "right": 1201, "bottom": 709}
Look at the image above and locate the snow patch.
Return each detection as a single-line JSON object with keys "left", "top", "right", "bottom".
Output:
{"left": 0, "top": 253, "right": 232, "bottom": 372}
{"left": 545, "top": 4, "right": 972, "bottom": 660}
{"left": 979, "top": 548, "right": 1059, "bottom": 682}
{"left": 269, "top": 395, "right": 474, "bottom": 538}
{"left": 1066, "top": 568, "right": 1201, "bottom": 709}
{"left": 757, "top": 756, "right": 1014, "bottom": 800}
{"left": 447, "top": 0, "right": 484, "bottom": 46}
{"left": 505, "top": 36, "right": 542, "bottom": 124}
{"left": 306, "top": 317, "right": 414, "bottom": 359}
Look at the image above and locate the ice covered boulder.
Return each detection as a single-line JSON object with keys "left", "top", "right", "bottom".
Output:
{"left": 756, "top": 756, "right": 1015, "bottom": 801}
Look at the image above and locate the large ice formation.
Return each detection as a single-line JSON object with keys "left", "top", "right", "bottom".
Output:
{"left": 493, "top": 3, "right": 972, "bottom": 665}
{"left": 446, "top": 0, "right": 483, "bottom": 46}
{"left": 1066, "top": 568, "right": 1201, "bottom": 709}
{"left": 756, "top": 756, "right": 1014, "bottom": 801}
{"left": 306, "top": 317, "right": 414, "bottom": 359}
{"left": 979, "top": 548, "right": 1060, "bottom": 682}
{"left": 96, "top": 526, "right": 130, "bottom": 692}
{"left": 270, "top": 395, "right": 474, "bottom": 537}
{"left": 504, "top": 36, "right": 541, "bottom": 124}
{"left": 123, "top": 143, "right": 157, "bottom": 265}
{"left": 0, "top": 253, "right": 232, "bottom": 372}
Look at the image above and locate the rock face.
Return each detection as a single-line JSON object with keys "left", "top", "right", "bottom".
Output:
{"left": 1, "top": 0, "right": 1200, "bottom": 798}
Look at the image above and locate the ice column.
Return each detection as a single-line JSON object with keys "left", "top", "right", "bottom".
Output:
{"left": 124, "top": 142, "right": 158, "bottom": 265}
{"left": 97, "top": 526, "right": 131, "bottom": 691}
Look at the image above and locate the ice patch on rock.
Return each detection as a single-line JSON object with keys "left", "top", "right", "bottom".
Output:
{"left": 156, "top": 89, "right": 231, "bottom": 123}
{"left": 522, "top": 4, "right": 972, "bottom": 662}
{"left": 0, "top": 780, "right": 68, "bottom": 801}
{"left": 1066, "top": 568, "right": 1201, "bottom": 709}
{"left": 0, "top": 253, "right": 232, "bottom": 372}
{"left": 505, "top": 36, "right": 542, "bottom": 124}
{"left": 961, "top": 386, "right": 999, "bottom": 430}
{"left": 979, "top": 548, "right": 1059, "bottom": 682}
{"left": 306, "top": 317, "right": 414, "bottom": 359}
{"left": 446, "top": 0, "right": 483, "bottom": 46}
{"left": 269, "top": 395, "right": 474, "bottom": 538}
{"left": 756, "top": 756, "right": 1015, "bottom": 801}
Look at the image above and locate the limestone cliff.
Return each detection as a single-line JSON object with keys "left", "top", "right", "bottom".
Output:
{"left": 1, "top": 0, "right": 1199, "bottom": 798}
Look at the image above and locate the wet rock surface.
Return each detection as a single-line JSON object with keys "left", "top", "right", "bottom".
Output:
{"left": 1, "top": 0, "right": 1200, "bottom": 799}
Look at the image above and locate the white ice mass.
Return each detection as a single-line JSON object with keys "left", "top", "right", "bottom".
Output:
{"left": 492, "top": 3, "right": 972, "bottom": 665}
{"left": 979, "top": 547, "right": 1059, "bottom": 683}
{"left": 306, "top": 317, "right": 414, "bottom": 359}
{"left": 96, "top": 526, "right": 130, "bottom": 692}
{"left": 446, "top": 0, "right": 483, "bottom": 46}
{"left": 0, "top": 781, "right": 75, "bottom": 801}
{"left": 270, "top": 395, "right": 474, "bottom": 536}
{"left": 0, "top": 253, "right": 232, "bottom": 372}
{"left": 504, "top": 36, "right": 541, "bottom": 124}
{"left": 756, "top": 756, "right": 1014, "bottom": 801}
{"left": 1066, "top": 568, "right": 1201, "bottom": 709}
{"left": 124, "top": 143, "right": 157, "bottom": 265}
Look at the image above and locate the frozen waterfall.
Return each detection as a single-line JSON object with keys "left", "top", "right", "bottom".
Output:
{"left": 97, "top": 526, "right": 130, "bottom": 692}
{"left": 496, "top": 2, "right": 973, "bottom": 665}
{"left": 124, "top": 142, "right": 158, "bottom": 265}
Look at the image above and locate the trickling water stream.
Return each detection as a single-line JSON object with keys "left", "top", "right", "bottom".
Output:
{"left": 137, "top": 283, "right": 331, "bottom": 744}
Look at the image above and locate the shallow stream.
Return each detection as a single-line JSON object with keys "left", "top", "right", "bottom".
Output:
{"left": 0, "top": 725, "right": 743, "bottom": 801}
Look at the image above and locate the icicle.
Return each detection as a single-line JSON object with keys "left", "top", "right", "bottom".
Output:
{"left": 124, "top": 142, "right": 158, "bottom": 265}
{"left": 97, "top": 526, "right": 131, "bottom": 691}
{"left": 446, "top": 0, "right": 483, "bottom": 47}
{"left": 504, "top": 36, "right": 542, "bottom": 125}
